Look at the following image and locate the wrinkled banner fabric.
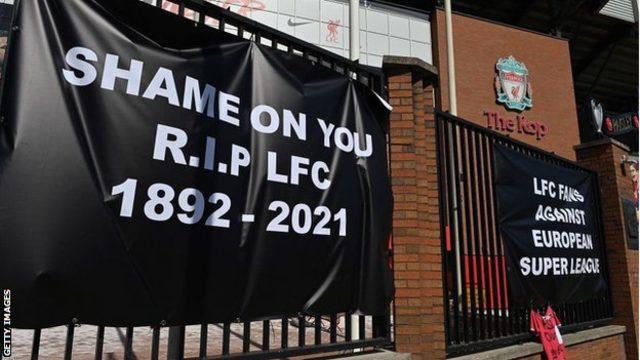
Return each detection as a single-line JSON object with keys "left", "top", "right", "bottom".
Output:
{"left": 0, "top": 0, "right": 393, "bottom": 328}
{"left": 493, "top": 144, "right": 607, "bottom": 305}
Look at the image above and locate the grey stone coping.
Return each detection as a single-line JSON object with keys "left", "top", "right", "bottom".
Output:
{"left": 331, "top": 349, "right": 412, "bottom": 360}
{"left": 382, "top": 55, "right": 439, "bottom": 83}
{"left": 449, "top": 325, "right": 626, "bottom": 360}
{"left": 574, "top": 137, "right": 631, "bottom": 152}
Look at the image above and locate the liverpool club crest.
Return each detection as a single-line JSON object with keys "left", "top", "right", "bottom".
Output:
{"left": 494, "top": 56, "right": 532, "bottom": 111}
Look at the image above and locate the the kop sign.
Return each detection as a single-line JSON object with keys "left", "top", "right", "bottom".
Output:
{"left": 484, "top": 56, "right": 548, "bottom": 141}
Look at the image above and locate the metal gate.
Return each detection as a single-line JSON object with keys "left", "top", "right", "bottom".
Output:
{"left": 1, "top": 0, "right": 394, "bottom": 359}
{"left": 23, "top": 315, "right": 391, "bottom": 359}
{"left": 435, "top": 111, "right": 613, "bottom": 356}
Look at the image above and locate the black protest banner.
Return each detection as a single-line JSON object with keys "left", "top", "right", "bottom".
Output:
{"left": 0, "top": 0, "right": 393, "bottom": 328}
{"left": 493, "top": 144, "right": 607, "bottom": 305}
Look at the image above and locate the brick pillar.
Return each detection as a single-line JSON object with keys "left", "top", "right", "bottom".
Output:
{"left": 383, "top": 57, "right": 444, "bottom": 359}
{"left": 575, "top": 138, "right": 639, "bottom": 359}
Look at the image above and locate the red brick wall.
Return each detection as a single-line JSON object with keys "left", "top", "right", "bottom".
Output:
{"left": 433, "top": 10, "right": 580, "bottom": 159}
{"left": 386, "top": 66, "right": 445, "bottom": 359}
{"left": 516, "top": 333, "right": 626, "bottom": 360}
{"left": 575, "top": 140, "right": 639, "bottom": 359}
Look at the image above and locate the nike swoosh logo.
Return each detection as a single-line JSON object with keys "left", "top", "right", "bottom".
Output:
{"left": 287, "top": 19, "right": 313, "bottom": 26}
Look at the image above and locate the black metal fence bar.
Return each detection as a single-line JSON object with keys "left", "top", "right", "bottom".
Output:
{"left": 124, "top": 326, "right": 134, "bottom": 360}
{"left": 457, "top": 125, "right": 470, "bottom": 344}
{"left": 262, "top": 320, "right": 270, "bottom": 351}
{"left": 314, "top": 316, "right": 322, "bottom": 345}
{"left": 200, "top": 324, "right": 208, "bottom": 358}
{"left": 330, "top": 315, "right": 337, "bottom": 343}
{"left": 64, "top": 324, "right": 74, "bottom": 360}
{"left": 222, "top": 323, "right": 231, "bottom": 355}
{"left": 296, "top": 316, "right": 305, "bottom": 347}
{"left": 473, "top": 132, "right": 489, "bottom": 339}
{"left": 436, "top": 111, "right": 613, "bottom": 356}
{"left": 470, "top": 131, "right": 485, "bottom": 342}
{"left": 435, "top": 113, "right": 450, "bottom": 348}
{"left": 151, "top": 327, "right": 161, "bottom": 360}
{"left": 242, "top": 322, "right": 250, "bottom": 353}
{"left": 280, "top": 319, "right": 288, "bottom": 349}
{"left": 461, "top": 127, "right": 478, "bottom": 342}
{"left": 359, "top": 316, "right": 366, "bottom": 339}
{"left": 31, "top": 329, "right": 41, "bottom": 360}
{"left": 167, "top": 326, "right": 185, "bottom": 360}
{"left": 95, "top": 326, "right": 104, "bottom": 360}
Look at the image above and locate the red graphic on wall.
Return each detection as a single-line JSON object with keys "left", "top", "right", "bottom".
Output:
{"left": 326, "top": 19, "right": 340, "bottom": 43}
{"left": 605, "top": 116, "right": 613, "bottom": 132}
{"left": 222, "top": 0, "right": 266, "bottom": 16}
{"left": 483, "top": 110, "right": 548, "bottom": 140}
{"left": 162, "top": 1, "right": 192, "bottom": 16}
{"left": 161, "top": 0, "right": 266, "bottom": 19}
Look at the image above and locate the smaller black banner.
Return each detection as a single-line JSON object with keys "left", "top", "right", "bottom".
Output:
{"left": 494, "top": 144, "right": 607, "bottom": 305}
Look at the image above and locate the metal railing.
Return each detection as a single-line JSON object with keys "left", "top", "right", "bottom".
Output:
{"left": 435, "top": 111, "right": 613, "bottom": 356}
{"left": 144, "top": 0, "right": 386, "bottom": 96}
{"left": 23, "top": 314, "right": 391, "bottom": 359}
